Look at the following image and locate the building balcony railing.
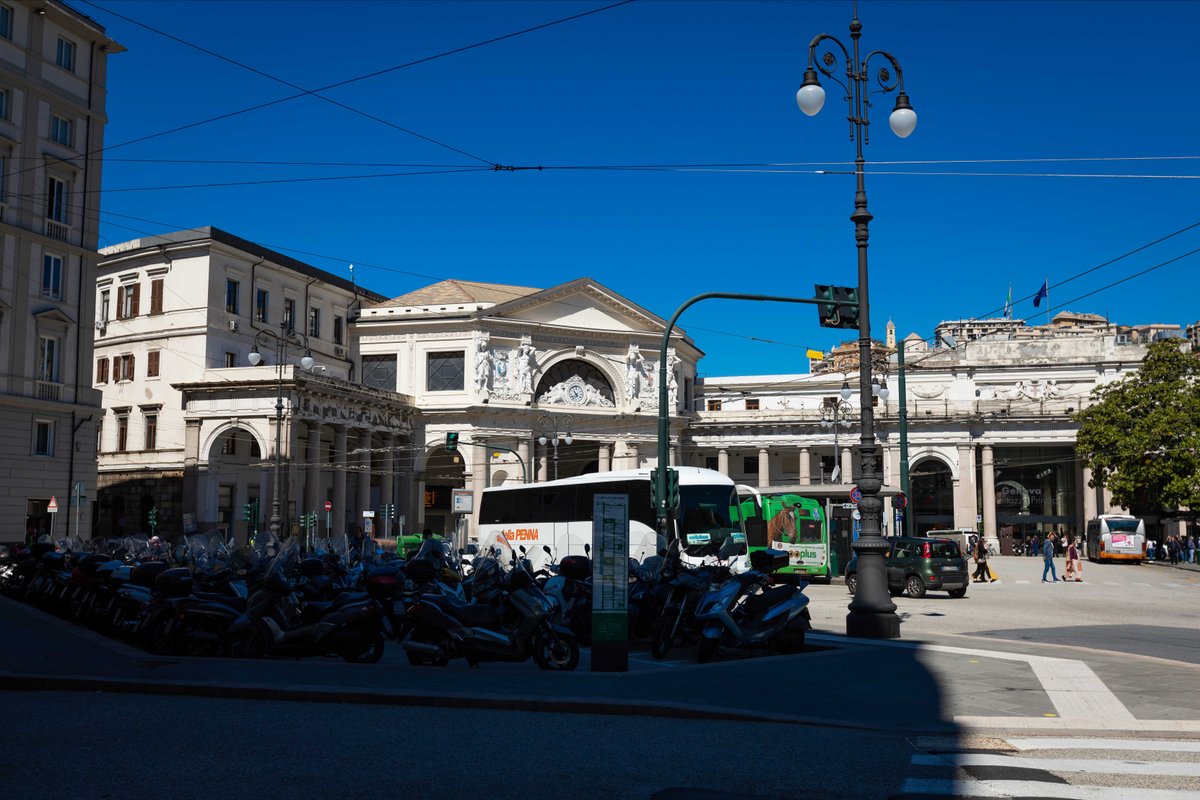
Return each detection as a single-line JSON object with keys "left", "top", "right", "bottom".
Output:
{"left": 0, "top": 374, "right": 76, "bottom": 404}
{"left": 34, "top": 380, "right": 63, "bottom": 401}
{"left": 44, "top": 218, "right": 73, "bottom": 243}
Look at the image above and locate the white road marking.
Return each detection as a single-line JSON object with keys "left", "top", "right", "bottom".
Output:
{"left": 900, "top": 777, "right": 1200, "bottom": 799}
{"left": 1015, "top": 579, "right": 1031, "bottom": 584}
{"left": 1007, "top": 737, "right": 1200, "bottom": 753}
{"left": 913, "top": 752, "right": 1200, "bottom": 777}
{"left": 956, "top": 717, "right": 1200, "bottom": 732}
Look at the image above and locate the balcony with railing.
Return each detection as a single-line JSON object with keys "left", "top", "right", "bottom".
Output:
{"left": 44, "top": 218, "right": 72, "bottom": 243}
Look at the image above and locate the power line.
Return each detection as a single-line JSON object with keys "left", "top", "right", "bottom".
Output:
{"left": 12, "top": 0, "right": 638, "bottom": 186}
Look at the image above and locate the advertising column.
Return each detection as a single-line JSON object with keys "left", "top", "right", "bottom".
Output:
{"left": 591, "top": 493, "right": 629, "bottom": 672}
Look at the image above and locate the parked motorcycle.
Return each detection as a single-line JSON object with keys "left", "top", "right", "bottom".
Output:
{"left": 693, "top": 546, "right": 811, "bottom": 663}
{"left": 226, "top": 539, "right": 385, "bottom": 663}
{"left": 402, "top": 547, "right": 579, "bottom": 670}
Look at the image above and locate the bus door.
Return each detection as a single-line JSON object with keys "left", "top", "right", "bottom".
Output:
{"left": 828, "top": 505, "right": 855, "bottom": 575}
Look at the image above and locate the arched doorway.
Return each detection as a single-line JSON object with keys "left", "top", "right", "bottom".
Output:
{"left": 205, "top": 427, "right": 264, "bottom": 544}
{"left": 422, "top": 445, "right": 466, "bottom": 537}
{"left": 910, "top": 456, "right": 953, "bottom": 534}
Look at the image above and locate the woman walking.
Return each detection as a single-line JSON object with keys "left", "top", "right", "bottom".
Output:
{"left": 1068, "top": 537, "right": 1083, "bottom": 582}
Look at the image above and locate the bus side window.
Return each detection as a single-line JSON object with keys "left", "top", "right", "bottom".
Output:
{"left": 479, "top": 490, "right": 516, "bottom": 525}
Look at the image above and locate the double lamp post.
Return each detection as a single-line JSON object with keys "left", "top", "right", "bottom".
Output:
{"left": 248, "top": 321, "right": 314, "bottom": 540}
{"left": 796, "top": 12, "right": 916, "bottom": 638}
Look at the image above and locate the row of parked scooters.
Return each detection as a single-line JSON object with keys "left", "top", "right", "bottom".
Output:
{"left": 0, "top": 530, "right": 812, "bottom": 670}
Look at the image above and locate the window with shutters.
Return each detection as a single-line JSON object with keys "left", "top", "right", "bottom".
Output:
{"left": 147, "top": 350, "right": 160, "bottom": 378}
{"left": 114, "top": 353, "right": 134, "bottom": 382}
{"left": 117, "top": 283, "right": 139, "bottom": 319}
{"left": 116, "top": 415, "right": 128, "bottom": 452}
{"left": 144, "top": 414, "right": 158, "bottom": 451}
{"left": 745, "top": 398, "right": 760, "bottom": 410}
{"left": 95, "top": 357, "right": 108, "bottom": 384}
{"left": 99, "top": 290, "right": 110, "bottom": 322}
{"left": 149, "top": 279, "right": 164, "bottom": 315}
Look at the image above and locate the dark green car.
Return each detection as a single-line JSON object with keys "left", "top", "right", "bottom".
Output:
{"left": 844, "top": 536, "right": 969, "bottom": 598}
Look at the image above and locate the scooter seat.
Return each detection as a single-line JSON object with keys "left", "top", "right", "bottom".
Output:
{"left": 744, "top": 585, "right": 797, "bottom": 618}
{"left": 427, "top": 596, "right": 502, "bottom": 628}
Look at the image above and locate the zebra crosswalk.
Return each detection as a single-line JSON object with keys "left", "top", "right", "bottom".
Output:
{"left": 895, "top": 735, "right": 1200, "bottom": 799}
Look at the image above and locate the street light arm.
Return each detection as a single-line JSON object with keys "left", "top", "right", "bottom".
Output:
{"left": 806, "top": 33, "right": 853, "bottom": 99}
{"left": 862, "top": 50, "right": 906, "bottom": 95}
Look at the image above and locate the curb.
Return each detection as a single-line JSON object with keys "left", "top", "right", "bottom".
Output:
{"left": 0, "top": 671, "right": 955, "bottom": 735}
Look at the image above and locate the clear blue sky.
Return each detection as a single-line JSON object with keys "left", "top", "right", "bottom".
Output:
{"left": 83, "top": 0, "right": 1200, "bottom": 377}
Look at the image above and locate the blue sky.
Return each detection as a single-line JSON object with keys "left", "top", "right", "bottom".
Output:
{"left": 83, "top": 0, "right": 1200, "bottom": 377}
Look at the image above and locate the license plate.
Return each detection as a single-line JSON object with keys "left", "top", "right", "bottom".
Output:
{"left": 941, "top": 566, "right": 958, "bottom": 571}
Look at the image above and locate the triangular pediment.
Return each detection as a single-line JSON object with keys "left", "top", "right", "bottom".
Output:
{"left": 480, "top": 278, "right": 672, "bottom": 335}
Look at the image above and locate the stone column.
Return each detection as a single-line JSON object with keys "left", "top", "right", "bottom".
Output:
{"left": 670, "top": 443, "right": 680, "bottom": 467}
{"left": 332, "top": 426, "right": 347, "bottom": 536}
{"left": 1082, "top": 465, "right": 1098, "bottom": 522}
{"left": 840, "top": 446, "right": 853, "bottom": 484}
{"left": 798, "top": 447, "right": 810, "bottom": 484}
{"left": 717, "top": 448, "right": 729, "bottom": 476}
{"left": 380, "top": 434, "right": 395, "bottom": 538}
{"left": 598, "top": 444, "right": 611, "bottom": 473}
{"left": 517, "top": 439, "right": 531, "bottom": 483}
{"left": 356, "top": 429, "right": 372, "bottom": 525}
{"left": 953, "top": 444, "right": 978, "bottom": 530}
{"left": 627, "top": 442, "right": 639, "bottom": 470}
{"left": 757, "top": 448, "right": 770, "bottom": 487}
{"left": 304, "top": 422, "right": 321, "bottom": 522}
{"left": 1101, "top": 482, "right": 1116, "bottom": 515}
{"left": 182, "top": 419, "right": 202, "bottom": 522}
{"left": 981, "top": 445, "right": 997, "bottom": 543}
{"left": 537, "top": 446, "right": 549, "bottom": 482}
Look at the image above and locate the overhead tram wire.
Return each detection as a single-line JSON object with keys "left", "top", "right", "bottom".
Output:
{"left": 77, "top": 0, "right": 493, "bottom": 166}
{"left": 13, "top": 0, "right": 638, "bottom": 185}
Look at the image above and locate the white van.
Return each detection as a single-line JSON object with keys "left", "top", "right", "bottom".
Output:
{"left": 922, "top": 528, "right": 980, "bottom": 558}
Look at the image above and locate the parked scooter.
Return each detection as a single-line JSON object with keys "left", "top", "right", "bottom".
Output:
{"left": 540, "top": 545, "right": 593, "bottom": 646}
{"left": 693, "top": 545, "right": 811, "bottom": 663}
{"left": 226, "top": 539, "right": 385, "bottom": 663}
{"left": 401, "top": 546, "right": 579, "bottom": 670}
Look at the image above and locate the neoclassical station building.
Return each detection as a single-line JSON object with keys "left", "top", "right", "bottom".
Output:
{"left": 93, "top": 228, "right": 1172, "bottom": 556}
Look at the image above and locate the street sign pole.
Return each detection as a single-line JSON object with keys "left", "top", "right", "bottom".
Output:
{"left": 47, "top": 495, "right": 58, "bottom": 540}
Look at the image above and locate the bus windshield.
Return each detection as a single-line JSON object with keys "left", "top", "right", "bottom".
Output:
{"left": 678, "top": 484, "right": 745, "bottom": 558}
{"left": 1106, "top": 519, "right": 1140, "bottom": 532}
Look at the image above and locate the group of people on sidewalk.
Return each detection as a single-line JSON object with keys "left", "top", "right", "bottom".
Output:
{"left": 1149, "top": 534, "right": 1197, "bottom": 565}
{"left": 1041, "top": 532, "right": 1085, "bottom": 583}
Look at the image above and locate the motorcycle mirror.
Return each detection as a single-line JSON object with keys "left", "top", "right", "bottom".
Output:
{"left": 543, "top": 545, "right": 552, "bottom": 555}
{"left": 519, "top": 545, "right": 527, "bottom": 555}
{"left": 584, "top": 543, "right": 591, "bottom": 556}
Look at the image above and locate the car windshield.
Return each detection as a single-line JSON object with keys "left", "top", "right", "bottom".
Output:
{"left": 678, "top": 484, "right": 746, "bottom": 558}
{"left": 927, "top": 541, "right": 962, "bottom": 559}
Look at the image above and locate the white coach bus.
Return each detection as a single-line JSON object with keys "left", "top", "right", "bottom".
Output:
{"left": 474, "top": 467, "right": 747, "bottom": 568}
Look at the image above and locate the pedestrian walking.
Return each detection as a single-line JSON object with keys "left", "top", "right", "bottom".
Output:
{"left": 1147, "top": 539, "right": 1156, "bottom": 560}
{"left": 972, "top": 536, "right": 992, "bottom": 582}
{"left": 1042, "top": 532, "right": 1059, "bottom": 583}
{"left": 1188, "top": 535, "right": 1196, "bottom": 564}
{"left": 1068, "top": 537, "right": 1083, "bottom": 582}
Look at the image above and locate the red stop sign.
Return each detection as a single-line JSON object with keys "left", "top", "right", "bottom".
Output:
{"left": 324, "top": 501, "right": 332, "bottom": 512}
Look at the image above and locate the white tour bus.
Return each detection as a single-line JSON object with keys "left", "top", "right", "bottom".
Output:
{"left": 474, "top": 467, "right": 747, "bottom": 568}
{"left": 1085, "top": 514, "right": 1146, "bottom": 562}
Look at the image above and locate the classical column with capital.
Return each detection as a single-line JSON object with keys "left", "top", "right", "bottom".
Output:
{"left": 518, "top": 439, "right": 531, "bottom": 483}
{"left": 599, "top": 444, "right": 611, "bottom": 473}
{"left": 717, "top": 448, "right": 729, "bottom": 476}
{"left": 356, "top": 429, "right": 372, "bottom": 525}
{"left": 953, "top": 444, "right": 978, "bottom": 530}
{"left": 981, "top": 445, "right": 997, "bottom": 543}
{"left": 799, "top": 446, "right": 811, "bottom": 484}
{"left": 841, "top": 447, "right": 854, "bottom": 484}
{"left": 332, "top": 426, "right": 347, "bottom": 536}
{"left": 1082, "top": 465, "right": 1097, "bottom": 523}
{"left": 758, "top": 448, "right": 770, "bottom": 487}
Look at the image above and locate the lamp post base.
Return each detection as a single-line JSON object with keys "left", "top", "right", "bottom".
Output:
{"left": 846, "top": 609, "right": 901, "bottom": 639}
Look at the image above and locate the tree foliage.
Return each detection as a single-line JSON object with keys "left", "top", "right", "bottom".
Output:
{"left": 1074, "top": 340, "right": 1200, "bottom": 515}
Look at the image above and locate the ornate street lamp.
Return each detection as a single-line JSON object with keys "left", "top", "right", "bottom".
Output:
{"left": 797, "top": 12, "right": 915, "bottom": 638}
{"left": 248, "top": 321, "right": 314, "bottom": 541}
{"left": 536, "top": 413, "right": 574, "bottom": 481}
{"left": 820, "top": 388, "right": 855, "bottom": 484}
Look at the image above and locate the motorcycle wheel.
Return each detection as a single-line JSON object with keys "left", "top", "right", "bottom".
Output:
{"left": 533, "top": 631, "right": 580, "bottom": 671}
{"left": 697, "top": 636, "right": 719, "bottom": 664}
{"left": 226, "top": 628, "right": 267, "bottom": 659}
{"left": 141, "top": 614, "right": 177, "bottom": 655}
{"left": 650, "top": 608, "right": 679, "bottom": 660}
{"left": 176, "top": 618, "right": 225, "bottom": 658}
{"left": 404, "top": 632, "right": 449, "bottom": 667}
{"left": 772, "top": 629, "right": 806, "bottom": 654}
{"left": 341, "top": 628, "right": 386, "bottom": 664}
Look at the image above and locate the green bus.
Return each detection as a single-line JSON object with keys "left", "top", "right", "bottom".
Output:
{"left": 737, "top": 490, "right": 833, "bottom": 581}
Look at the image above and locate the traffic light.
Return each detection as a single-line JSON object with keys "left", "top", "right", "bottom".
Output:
{"left": 666, "top": 468, "right": 680, "bottom": 509}
{"left": 147, "top": 507, "right": 159, "bottom": 531}
{"left": 650, "top": 468, "right": 660, "bottom": 509}
{"left": 242, "top": 503, "right": 254, "bottom": 522}
{"left": 445, "top": 432, "right": 459, "bottom": 452}
{"left": 813, "top": 284, "right": 860, "bottom": 329}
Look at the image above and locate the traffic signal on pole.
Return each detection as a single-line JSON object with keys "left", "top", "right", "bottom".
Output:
{"left": 813, "top": 284, "right": 860, "bottom": 329}
{"left": 242, "top": 503, "right": 253, "bottom": 522}
{"left": 445, "top": 432, "right": 458, "bottom": 452}
{"left": 147, "top": 507, "right": 159, "bottom": 530}
{"left": 649, "top": 468, "right": 660, "bottom": 509}
{"left": 666, "top": 468, "right": 680, "bottom": 509}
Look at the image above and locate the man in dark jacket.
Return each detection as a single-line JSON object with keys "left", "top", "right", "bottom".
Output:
{"left": 1041, "top": 533, "right": 1059, "bottom": 583}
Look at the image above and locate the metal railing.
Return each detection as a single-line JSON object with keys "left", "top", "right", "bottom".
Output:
{"left": 44, "top": 218, "right": 71, "bottom": 242}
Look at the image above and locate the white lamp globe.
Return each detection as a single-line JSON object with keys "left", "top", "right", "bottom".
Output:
{"left": 247, "top": 350, "right": 262, "bottom": 366}
{"left": 300, "top": 354, "right": 315, "bottom": 371}
{"left": 796, "top": 83, "right": 826, "bottom": 116}
{"left": 840, "top": 382, "right": 853, "bottom": 401}
{"left": 879, "top": 385, "right": 891, "bottom": 401}
{"left": 889, "top": 106, "right": 917, "bottom": 138}
{"left": 563, "top": 434, "right": 573, "bottom": 446}
{"left": 538, "top": 436, "right": 548, "bottom": 446}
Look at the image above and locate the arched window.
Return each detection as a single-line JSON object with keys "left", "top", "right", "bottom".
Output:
{"left": 534, "top": 359, "right": 615, "bottom": 405}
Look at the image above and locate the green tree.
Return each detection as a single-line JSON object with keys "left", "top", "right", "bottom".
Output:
{"left": 1074, "top": 340, "right": 1200, "bottom": 515}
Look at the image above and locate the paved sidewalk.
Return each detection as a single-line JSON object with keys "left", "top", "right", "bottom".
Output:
{"left": 5, "top": 593, "right": 1200, "bottom": 736}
